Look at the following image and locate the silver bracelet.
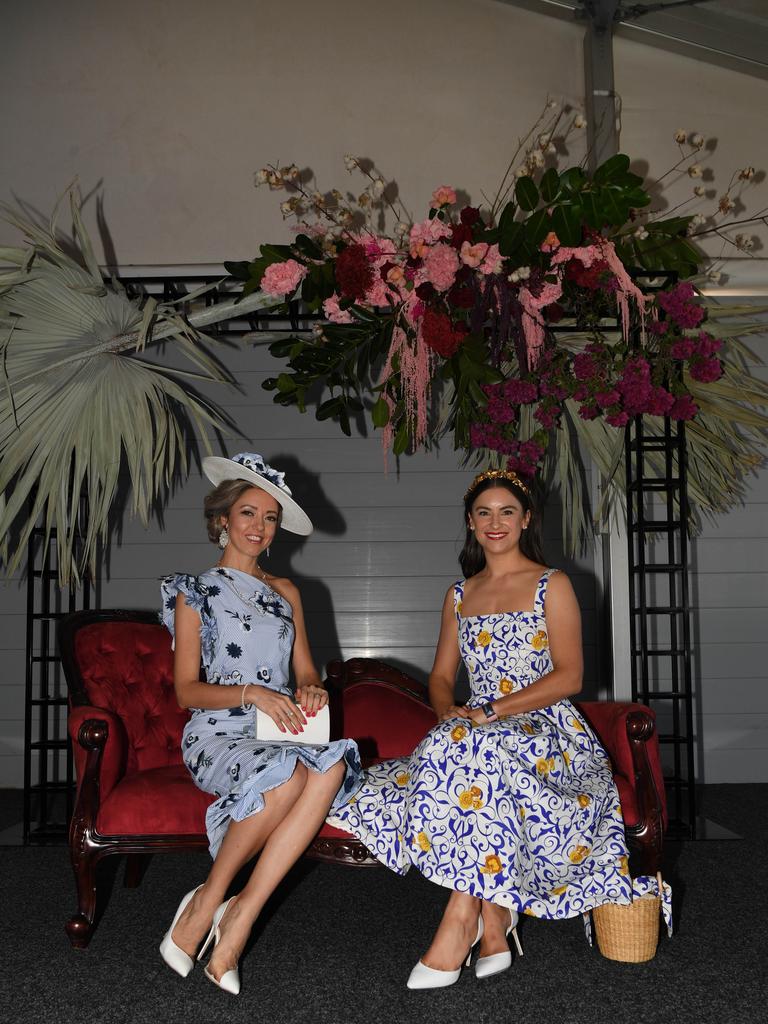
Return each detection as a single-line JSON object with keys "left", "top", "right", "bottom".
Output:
{"left": 241, "top": 683, "right": 250, "bottom": 711}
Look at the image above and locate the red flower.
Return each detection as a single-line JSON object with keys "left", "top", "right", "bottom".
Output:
{"left": 460, "top": 206, "right": 482, "bottom": 226}
{"left": 447, "top": 284, "right": 475, "bottom": 309}
{"left": 421, "top": 309, "right": 467, "bottom": 358}
{"left": 669, "top": 394, "right": 699, "bottom": 420}
{"left": 335, "top": 244, "right": 374, "bottom": 300}
{"left": 450, "top": 223, "right": 474, "bottom": 250}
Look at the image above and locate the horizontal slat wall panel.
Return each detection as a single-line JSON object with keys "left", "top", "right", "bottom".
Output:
{"left": 101, "top": 572, "right": 599, "bottom": 615}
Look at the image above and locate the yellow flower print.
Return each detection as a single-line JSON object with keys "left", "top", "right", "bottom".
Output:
{"left": 499, "top": 678, "right": 513, "bottom": 694}
{"left": 563, "top": 750, "right": 571, "bottom": 767}
{"left": 548, "top": 756, "right": 556, "bottom": 772}
{"left": 450, "top": 725, "right": 468, "bottom": 742}
{"left": 569, "top": 844, "right": 591, "bottom": 864}
{"left": 531, "top": 630, "right": 548, "bottom": 651}
{"left": 536, "top": 758, "right": 550, "bottom": 776}
{"left": 615, "top": 804, "right": 623, "bottom": 819}
{"left": 619, "top": 855, "right": 629, "bottom": 876}
{"left": 571, "top": 717, "right": 584, "bottom": 732}
{"left": 551, "top": 885, "right": 568, "bottom": 896}
{"left": 476, "top": 630, "right": 492, "bottom": 648}
{"left": 518, "top": 806, "right": 526, "bottom": 821}
{"left": 521, "top": 722, "right": 535, "bottom": 735}
{"left": 470, "top": 785, "right": 483, "bottom": 809}
{"left": 577, "top": 794, "right": 591, "bottom": 808}
{"left": 457, "top": 601, "right": 463, "bottom": 616}
{"left": 458, "top": 790, "right": 474, "bottom": 810}
{"left": 523, "top": 908, "right": 537, "bottom": 917}
{"left": 479, "top": 854, "right": 504, "bottom": 875}
{"left": 415, "top": 831, "right": 431, "bottom": 852}
{"left": 395, "top": 771, "right": 411, "bottom": 787}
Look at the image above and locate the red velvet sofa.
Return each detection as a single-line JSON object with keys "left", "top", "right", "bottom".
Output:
{"left": 60, "top": 609, "right": 667, "bottom": 948}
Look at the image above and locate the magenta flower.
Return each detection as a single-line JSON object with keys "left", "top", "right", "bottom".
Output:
{"left": 261, "top": 258, "right": 307, "bottom": 297}
{"left": 669, "top": 394, "right": 699, "bottom": 420}
{"left": 689, "top": 357, "right": 723, "bottom": 383}
{"left": 670, "top": 338, "right": 696, "bottom": 360}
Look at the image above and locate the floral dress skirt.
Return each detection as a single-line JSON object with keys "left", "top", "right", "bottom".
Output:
{"left": 329, "top": 571, "right": 632, "bottom": 919}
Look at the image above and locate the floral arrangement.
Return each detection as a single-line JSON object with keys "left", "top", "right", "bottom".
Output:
{"left": 226, "top": 105, "right": 768, "bottom": 549}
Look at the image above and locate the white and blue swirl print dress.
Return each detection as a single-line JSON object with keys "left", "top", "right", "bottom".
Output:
{"left": 161, "top": 567, "right": 362, "bottom": 858}
{"left": 329, "top": 570, "right": 632, "bottom": 919}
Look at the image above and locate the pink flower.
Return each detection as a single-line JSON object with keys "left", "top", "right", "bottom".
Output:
{"left": 409, "top": 217, "right": 452, "bottom": 258}
{"left": 322, "top": 293, "right": 355, "bottom": 324}
{"left": 595, "top": 389, "right": 620, "bottom": 408}
{"left": 365, "top": 277, "right": 393, "bottom": 308}
{"left": 423, "top": 243, "right": 460, "bottom": 293}
{"left": 261, "top": 258, "right": 307, "bottom": 297}
{"left": 431, "top": 185, "right": 457, "bottom": 209}
{"left": 479, "top": 243, "right": 503, "bottom": 276}
{"left": 460, "top": 241, "right": 489, "bottom": 268}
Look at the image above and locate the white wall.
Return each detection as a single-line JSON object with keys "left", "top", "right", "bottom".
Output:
{"left": 0, "top": 0, "right": 766, "bottom": 786}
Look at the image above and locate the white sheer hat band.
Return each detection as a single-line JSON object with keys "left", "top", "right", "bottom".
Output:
{"left": 202, "top": 452, "right": 313, "bottom": 536}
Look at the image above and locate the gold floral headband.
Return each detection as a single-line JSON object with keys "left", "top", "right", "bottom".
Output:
{"left": 464, "top": 469, "right": 530, "bottom": 500}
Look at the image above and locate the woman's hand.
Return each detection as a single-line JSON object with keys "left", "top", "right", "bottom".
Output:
{"left": 295, "top": 684, "right": 328, "bottom": 716}
{"left": 247, "top": 685, "right": 307, "bottom": 735}
{"left": 438, "top": 705, "right": 472, "bottom": 722}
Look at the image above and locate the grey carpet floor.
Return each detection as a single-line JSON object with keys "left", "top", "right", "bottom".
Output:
{"left": 1, "top": 784, "right": 766, "bottom": 1024}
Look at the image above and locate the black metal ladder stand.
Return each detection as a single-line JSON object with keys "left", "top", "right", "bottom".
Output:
{"left": 625, "top": 411, "right": 697, "bottom": 838}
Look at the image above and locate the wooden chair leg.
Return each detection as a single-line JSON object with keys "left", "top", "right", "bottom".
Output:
{"left": 65, "top": 842, "right": 100, "bottom": 949}
{"left": 124, "top": 852, "right": 151, "bottom": 888}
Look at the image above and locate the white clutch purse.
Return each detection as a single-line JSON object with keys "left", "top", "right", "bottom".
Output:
{"left": 254, "top": 702, "right": 330, "bottom": 744}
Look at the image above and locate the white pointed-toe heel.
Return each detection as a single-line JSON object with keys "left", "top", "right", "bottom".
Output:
{"left": 159, "top": 885, "right": 204, "bottom": 977}
{"left": 406, "top": 917, "right": 484, "bottom": 990}
{"left": 475, "top": 908, "right": 524, "bottom": 980}
{"left": 200, "top": 897, "right": 241, "bottom": 996}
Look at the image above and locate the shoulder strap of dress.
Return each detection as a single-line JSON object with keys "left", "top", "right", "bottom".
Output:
{"left": 534, "top": 568, "right": 558, "bottom": 616}
{"left": 453, "top": 580, "right": 465, "bottom": 620}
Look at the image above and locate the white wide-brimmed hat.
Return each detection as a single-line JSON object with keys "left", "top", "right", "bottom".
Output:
{"left": 202, "top": 452, "right": 313, "bottom": 536}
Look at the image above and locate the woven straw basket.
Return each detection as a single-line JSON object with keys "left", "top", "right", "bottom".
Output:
{"left": 593, "top": 893, "right": 661, "bottom": 963}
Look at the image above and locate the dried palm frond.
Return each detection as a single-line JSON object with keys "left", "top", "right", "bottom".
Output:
{"left": 0, "top": 189, "right": 276, "bottom": 586}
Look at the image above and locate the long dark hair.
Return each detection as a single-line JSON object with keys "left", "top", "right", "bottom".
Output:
{"left": 459, "top": 475, "right": 546, "bottom": 578}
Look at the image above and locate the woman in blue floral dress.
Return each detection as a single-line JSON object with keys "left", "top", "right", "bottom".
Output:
{"left": 159, "top": 453, "right": 361, "bottom": 994}
{"left": 329, "top": 470, "right": 631, "bottom": 988}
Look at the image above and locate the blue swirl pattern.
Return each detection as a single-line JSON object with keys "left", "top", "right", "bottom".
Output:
{"left": 161, "top": 567, "right": 362, "bottom": 858}
{"left": 329, "top": 570, "right": 632, "bottom": 918}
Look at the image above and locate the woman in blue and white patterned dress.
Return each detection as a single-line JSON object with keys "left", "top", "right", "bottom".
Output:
{"left": 329, "top": 469, "right": 631, "bottom": 988}
{"left": 159, "top": 453, "right": 361, "bottom": 995}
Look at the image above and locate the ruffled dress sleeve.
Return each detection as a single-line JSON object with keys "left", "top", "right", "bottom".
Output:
{"left": 160, "top": 573, "right": 218, "bottom": 660}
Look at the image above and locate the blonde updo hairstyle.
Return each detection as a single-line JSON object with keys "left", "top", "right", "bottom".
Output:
{"left": 203, "top": 479, "right": 282, "bottom": 544}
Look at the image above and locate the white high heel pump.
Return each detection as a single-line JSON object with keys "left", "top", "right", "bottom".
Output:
{"left": 475, "top": 907, "right": 524, "bottom": 979}
{"left": 159, "top": 885, "right": 204, "bottom": 977}
{"left": 406, "top": 916, "right": 484, "bottom": 990}
{"left": 199, "top": 896, "right": 241, "bottom": 996}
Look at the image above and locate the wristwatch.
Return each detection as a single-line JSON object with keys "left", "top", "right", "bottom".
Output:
{"left": 481, "top": 702, "right": 498, "bottom": 723}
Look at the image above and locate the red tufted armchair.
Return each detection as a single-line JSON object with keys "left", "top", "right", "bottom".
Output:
{"left": 60, "top": 611, "right": 667, "bottom": 948}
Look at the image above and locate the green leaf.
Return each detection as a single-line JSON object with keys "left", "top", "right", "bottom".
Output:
{"left": 392, "top": 419, "right": 409, "bottom": 456}
{"left": 515, "top": 176, "right": 540, "bottom": 213}
{"left": 223, "top": 260, "right": 251, "bottom": 281}
{"left": 551, "top": 204, "right": 582, "bottom": 247}
{"left": 540, "top": 167, "right": 560, "bottom": 203}
{"left": 593, "top": 153, "right": 631, "bottom": 185}
{"left": 499, "top": 220, "right": 526, "bottom": 259}
{"left": 524, "top": 208, "right": 552, "bottom": 247}
{"left": 316, "top": 397, "right": 342, "bottom": 421}
{"left": 371, "top": 396, "right": 390, "bottom": 428}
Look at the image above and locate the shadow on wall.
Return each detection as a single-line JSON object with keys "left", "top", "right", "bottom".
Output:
{"left": 265, "top": 454, "right": 347, "bottom": 677}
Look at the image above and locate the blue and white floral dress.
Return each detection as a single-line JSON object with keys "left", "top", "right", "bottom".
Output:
{"left": 161, "top": 567, "right": 362, "bottom": 858}
{"left": 329, "top": 570, "right": 632, "bottom": 918}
